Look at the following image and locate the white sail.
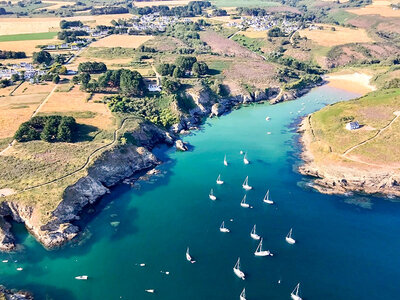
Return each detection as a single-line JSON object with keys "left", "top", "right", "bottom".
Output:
{"left": 286, "top": 228, "right": 296, "bottom": 244}
{"left": 240, "top": 195, "right": 250, "bottom": 208}
{"left": 254, "top": 238, "right": 272, "bottom": 256}
{"left": 242, "top": 176, "right": 252, "bottom": 190}
{"left": 250, "top": 224, "right": 260, "bottom": 240}
{"left": 233, "top": 257, "right": 245, "bottom": 280}
{"left": 220, "top": 221, "right": 230, "bottom": 233}
{"left": 290, "top": 283, "right": 302, "bottom": 300}
{"left": 209, "top": 188, "right": 216, "bottom": 201}
{"left": 243, "top": 152, "right": 249, "bottom": 164}
{"left": 263, "top": 190, "right": 274, "bottom": 204}
{"left": 224, "top": 154, "right": 228, "bottom": 166}
{"left": 216, "top": 174, "right": 224, "bottom": 185}
{"left": 240, "top": 287, "right": 246, "bottom": 300}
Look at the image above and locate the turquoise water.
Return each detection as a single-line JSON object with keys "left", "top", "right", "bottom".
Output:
{"left": 2, "top": 86, "right": 400, "bottom": 300}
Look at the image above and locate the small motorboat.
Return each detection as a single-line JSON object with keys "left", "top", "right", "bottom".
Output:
{"left": 75, "top": 275, "right": 88, "bottom": 280}
{"left": 16, "top": 267, "right": 23, "bottom": 271}
{"left": 145, "top": 289, "right": 155, "bottom": 293}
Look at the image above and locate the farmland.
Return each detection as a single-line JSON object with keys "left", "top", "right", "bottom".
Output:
{"left": 89, "top": 35, "right": 154, "bottom": 48}
{"left": 347, "top": 0, "right": 400, "bottom": 18}
{"left": 133, "top": 0, "right": 191, "bottom": 7}
{"left": 0, "top": 32, "right": 57, "bottom": 42}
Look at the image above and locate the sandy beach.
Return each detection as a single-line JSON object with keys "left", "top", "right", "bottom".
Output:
{"left": 324, "top": 72, "right": 376, "bottom": 95}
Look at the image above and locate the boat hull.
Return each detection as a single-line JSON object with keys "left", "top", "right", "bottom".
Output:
{"left": 233, "top": 268, "right": 245, "bottom": 280}
{"left": 240, "top": 203, "right": 250, "bottom": 208}
{"left": 242, "top": 185, "right": 252, "bottom": 190}
{"left": 255, "top": 251, "right": 271, "bottom": 256}
{"left": 250, "top": 233, "right": 260, "bottom": 240}
{"left": 209, "top": 195, "right": 216, "bottom": 201}
{"left": 286, "top": 237, "right": 296, "bottom": 244}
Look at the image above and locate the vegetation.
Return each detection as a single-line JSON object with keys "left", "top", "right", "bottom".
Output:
{"left": 78, "top": 61, "right": 107, "bottom": 74}
{"left": 90, "top": 6, "right": 129, "bottom": 15}
{"left": 0, "top": 50, "right": 26, "bottom": 59}
{"left": 134, "top": 1, "right": 211, "bottom": 17}
{"left": 14, "top": 115, "right": 77, "bottom": 143}
{"left": 58, "top": 30, "right": 89, "bottom": 42}
{"left": 60, "top": 20, "right": 83, "bottom": 29}
{"left": 32, "top": 50, "right": 52, "bottom": 65}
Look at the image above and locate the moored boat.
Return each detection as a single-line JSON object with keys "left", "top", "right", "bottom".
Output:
{"left": 240, "top": 195, "right": 250, "bottom": 208}
{"left": 240, "top": 287, "right": 246, "bottom": 300}
{"left": 233, "top": 257, "right": 245, "bottom": 280}
{"left": 243, "top": 152, "right": 249, "bottom": 165}
{"left": 220, "top": 221, "right": 230, "bottom": 233}
{"left": 250, "top": 224, "right": 260, "bottom": 240}
{"left": 254, "top": 238, "right": 272, "bottom": 257}
{"left": 216, "top": 174, "right": 224, "bottom": 185}
{"left": 224, "top": 154, "right": 228, "bottom": 166}
{"left": 286, "top": 228, "right": 296, "bottom": 244}
{"left": 263, "top": 190, "right": 274, "bottom": 204}
{"left": 290, "top": 283, "right": 302, "bottom": 300}
{"left": 186, "top": 247, "right": 196, "bottom": 263}
{"left": 209, "top": 188, "right": 216, "bottom": 201}
{"left": 242, "top": 176, "right": 252, "bottom": 190}
{"left": 75, "top": 275, "right": 88, "bottom": 280}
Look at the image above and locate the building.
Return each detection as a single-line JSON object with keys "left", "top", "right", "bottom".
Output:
{"left": 147, "top": 83, "right": 161, "bottom": 92}
{"left": 346, "top": 121, "right": 360, "bottom": 130}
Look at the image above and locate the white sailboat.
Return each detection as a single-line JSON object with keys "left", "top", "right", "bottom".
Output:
{"left": 209, "top": 188, "right": 216, "bottom": 201}
{"left": 186, "top": 247, "right": 196, "bottom": 263}
{"left": 242, "top": 176, "right": 252, "bottom": 190}
{"left": 263, "top": 190, "right": 274, "bottom": 204}
{"left": 220, "top": 221, "right": 230, "bottom": 233}
{"left": 224, "top": 154, "right": 228, "bottom": 166}
{"left": 216, "top": 174, "right": 224, "bottom": 185}
{"left": 145, "top": 289, "right": 155, "bottom": 293}
{"left": 243, "top": 152, "right": 249, "bottom": 164}
{"left": 254, "top": 238, "right": 272, "bottom": 257}
{"left": 75, "top": 275, "right": 88, "bottom": 280}
{"left": 290, "top": 283, "right": 302, "bottom": 300}
{"left": 240, "top": 287, "right": 246, "bottom": 300}
{"left": 233, "top": 257, "right": 245, "bottom": 280}
{"left": 286, "top": 228, "right": 296, "bottom": 244}
{"left": 250, "top": 224, "right": 260, "bottom": 240}
{"left": 240, "top": 195, "right": 250, "bottom": 208}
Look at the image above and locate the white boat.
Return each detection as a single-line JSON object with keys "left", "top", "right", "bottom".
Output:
{"left": 250, "top": 224, "right": 260, "bottom": 240}
{"left": 243, "top": 153, "right": 249, "bottom": 165}
{"left": 254, "top": 238, "right": 272, "bottom": 257}
{"left": 240, "top": 287, "right": 246, "bottom": 300}
{"left": 16, "top": 267, "right": 23, "bottom": 271}
{"left": 286, "top": 228, "right": 296, "bottom": 244}
{"left": 240, "top": 150, "right": 244, "bottom": 155}
{"left": 75, "top": 275, "right": 88, "bottom": 280}
{"left": 242, "top": 176, "right": 252, "bottom": 190}
{"left": 186, "top": 247, "right": 196, "bottom": 263}
{"left": 263, "top": 190, "right": 274, "bottom": 204}
{"left": 209, "top": 188, "right": 216, "bottom": 201}
{"left": 2, "top": 260, "right": 8, "bottom": 263}
{"left": 265, "top": 116, "right": 270, "bottom": 121}
{"left": 233, "top": 257, "right": 245, "bottom": 280}
{"left": 219, "top": 221, "right": 230, "bottom": 233}
{"left": 224, "top": 154, "right": 228, "bottom": 166}
{"left": 216, "top": 174, "right": 224, "bottom": 185}
{"left": 291, "top": 283, "right": 302, "bottom": 300}
{"left": 240, "top": 195, "right": 250, "bottom": 208}
{"left": 145, "top": 289, "right": 155, "bottom": 293}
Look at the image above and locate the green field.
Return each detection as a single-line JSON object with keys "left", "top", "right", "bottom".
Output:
{"left": 0, "top": 32, "right": 57, "bottom": 42}
{"left": 211, "top": 0, "right": 280, "bottom": 7}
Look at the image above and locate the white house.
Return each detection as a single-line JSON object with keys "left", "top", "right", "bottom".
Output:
{"left": 346, "top": 121, "right": 360, "bottom": 130}
{"left": 148, "top": 84, "right": 161, "bottom": 92}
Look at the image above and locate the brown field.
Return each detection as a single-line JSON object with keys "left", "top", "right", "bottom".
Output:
{"left": 0, "top": 82, "right": 56, "bottom": 138}
{"left": 89, "top": 35, "right": 154, "bottom": 48}
{"left": 144, "top": 36, "right": 186, "bottom": 52}
{"left": 68, "top": 55, "right": 133, "bottom": 71}
{"left": 347, "top": 0, "right": 400, "bottom": 18}
{"left": 0, "top": 14, "right": 133, "bottom": 35}
{"left": 133, "top": 0, "right": 190, "bottom": 7}
{"left": 299, "top": 24, "right": 373, "bottom": 47}
{"left": 39, "top": 85, "right": 115, "bottom": 130}
{"left": 0, "top": 38, "right": 59, "bottom": 56}
{"left": 39, "top": 0, "right": 75, "bottom": 10}
{"left": 200, "top": 30, "right": 261, "bottom": 60}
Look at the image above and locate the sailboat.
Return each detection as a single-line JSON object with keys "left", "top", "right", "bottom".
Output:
{"left": 233, "top": 257, "right": 245, "bottom": 280}
{"left": 240, "top": 195, "right": 250, "bottom": 208}
{"left": 216, "top": 174, "right": 224, "bottom": 185}
{"left": 186, "top": 247, "right": 196, "bottom": 263}
{"left": 250, "top": 224, "right": 260, "bottom": 240}
{"left": 145, "top": 289, "right": 155, "bottom": 293}
{"left": 243, "top": 152, "right": 249, "bottom": 164}
{"left": 263, "top": 190, "right": 274, "bottom": 204}
{"left": 209, "top": 188, "right": 216, "bottom": 201}
{"left": 290, "top": 283, "right": 302, "bottom": 300}
{"left": 240, "top": 287, "right": 246, "bottom": 300}
{"left": 224, "top": 154, "right": 228, "bottom": 166}
{"left": 242, "top": 176, "right": 252, "bottom": 190}
{"left": 286, "top": 228, "right": 296, "bottom": 244}
{"left": 254, "top": 238, "right": 272, "bottom": 257}
{"left": 75, "top": 275, "right": 88, "bottom": 280}
{"left": 220, "top": 221, "right": 230, "bottom": 233}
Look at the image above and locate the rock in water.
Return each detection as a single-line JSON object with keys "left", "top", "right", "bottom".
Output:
{"left": 175, "top": 140, "right": 188, "bottom": 151}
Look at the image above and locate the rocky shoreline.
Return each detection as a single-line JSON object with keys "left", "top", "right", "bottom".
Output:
{"left": 0, "top": 82, "right": 321, "bottom": 252}
{"left": 298, "top": 117, "right": 400, "bottom": 197}
{"left": 0, "top": 285, "right": 33, "bottom": 299}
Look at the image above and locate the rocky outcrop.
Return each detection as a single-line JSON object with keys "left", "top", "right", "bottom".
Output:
{"left": 0, "top": 217, "right": 15, "bottom": 251}
{"left": 0, "top": 286, "right": 33, "bottom": 300}
{"left": 175, "top": 139, "right": 188, "bottom": 151}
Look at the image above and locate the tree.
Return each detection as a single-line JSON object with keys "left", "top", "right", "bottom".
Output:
{"left": 119, "top": 69, "right": 146, "bottom": 96}
{"left": 11, "top": 73, "right": 20, "bottom": 82}
{"left": 80, "top": 72, "right": 91, "bottom": 87}
{"left": 162, "top": 77, "right": 181, "bottom": 94}
{"left": 14, "top": 122, "right": 39, "bottom": 142}
{"left": 57, "top": 116, "right": 76, "bottom": 142}
{"left": 72, "top": 75, "right": 80, "bottom": 84}
{"left": 172, "top": 66, "right": 184, "bottom": 78}
{"left": 192, "top": 62, "right": 209, "bottom": 76}
{"left": 40, "top": 117, "right": 60, "bottom": 142}
{"left": 175, "top": 56, "right": 197, "bottom": 70}
{"left": 33, "top": 50, "right": 52, "bottom": 65}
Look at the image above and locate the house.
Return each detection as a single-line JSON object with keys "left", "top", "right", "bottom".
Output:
{"left": 147, "top": 84, "right": 161, "bottom": 92}
{"left": 346, "top": 121, "right": 360, "bottom": 130}
{"left": 45, "top": 45, "right": 56, "bottom": 50}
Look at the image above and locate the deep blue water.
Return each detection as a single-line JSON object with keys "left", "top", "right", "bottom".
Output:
{"left": 1, "top": 86, "right": 400, "bottom": 300}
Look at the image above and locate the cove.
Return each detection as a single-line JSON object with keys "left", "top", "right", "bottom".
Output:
{"left": 2, "top": 85, "right": 400, "bottom": 300}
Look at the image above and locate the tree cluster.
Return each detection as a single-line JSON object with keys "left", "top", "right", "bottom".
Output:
{"left": 78, "top": 61, "right": 107, "bottom": 74}
{"left": 32, "top": 50, "right": 52, "bottom": 65}
{"left": 60, "top": 20, "right": 83, "bottom": 29}
{"left": 157, "top": 56, "right": 209, "bottom": 78}
{"left": 58, "top": 30, "right": 88, "bottom": 42}
{"left": 90, "top": 6, "right": 129, "bottom": 15}
{"left": 14, "top": 115, "right": 77, "bottom": 143}
{"left": 134, "top": 1, "right": 211, "bottom": 17}
{"left": 0, "top": 50, "right": 26, "bottom": 59}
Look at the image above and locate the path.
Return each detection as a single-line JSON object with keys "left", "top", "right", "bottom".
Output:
{"left": 23, "top": 117, "right": 135, "bottom": 192}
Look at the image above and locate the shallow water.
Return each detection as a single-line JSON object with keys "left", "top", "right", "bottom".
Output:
{"left": 2, "top": 86, "right": 400, "bottom": 300}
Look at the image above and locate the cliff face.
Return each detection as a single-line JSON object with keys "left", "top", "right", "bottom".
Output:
{"left": 0, "top": 145, "right": 159, "bottom": 250}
